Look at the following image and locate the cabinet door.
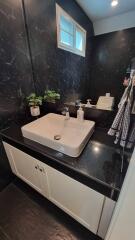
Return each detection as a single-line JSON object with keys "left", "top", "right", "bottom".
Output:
{"left": 46, "top": 165, "right": 104, "bottom": 234}
{"left": 3, "top": 142, "right": 49, "bottom": 198}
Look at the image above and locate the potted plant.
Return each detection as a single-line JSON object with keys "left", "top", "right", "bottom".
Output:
{"left": 44, "top": 90, "right": 60, "bottom": 103}
{"left": 43, "top": 90, "right": 61, "bottom": 113}
{"left": 27, "top": 93, "right": 42, "bottom": 117}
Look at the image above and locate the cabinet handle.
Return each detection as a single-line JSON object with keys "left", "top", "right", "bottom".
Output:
{"left": 39, "top": 167, "right": 45, "bottom": 173}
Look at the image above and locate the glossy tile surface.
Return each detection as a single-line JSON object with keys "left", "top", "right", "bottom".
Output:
{"left": 0, "top": 179, "right": 101, "bottom": 240}
{"left": 23, "top": 0, "right": 94, "bottom": 101}
{"left": 0, "top": 0, "right": 34, "bottom": 129}
{"left": 90, "top": 28, "right": 135, "bottom": 106}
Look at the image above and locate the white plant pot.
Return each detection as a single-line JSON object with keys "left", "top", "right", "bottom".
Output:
{"left": 30, "top": 106, "right": 40, "bottom": 117}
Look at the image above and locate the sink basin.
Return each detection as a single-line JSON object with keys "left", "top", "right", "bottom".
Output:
{"left": 21, "top": 113, "right": 95, "bottom": 157}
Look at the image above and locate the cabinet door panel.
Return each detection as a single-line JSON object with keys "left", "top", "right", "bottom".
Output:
{"left": 10, "top": 146, "right": 41, "bottom": 192}
{"left": 3, "top": 142, "right": 49, "bottom": 197}
{"left": 46, "top": 165, "right": 104, "bottom": 234}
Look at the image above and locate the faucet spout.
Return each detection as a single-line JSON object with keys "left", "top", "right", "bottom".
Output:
{"left": 61, "top": 107, "right": 70, "bottom": 120}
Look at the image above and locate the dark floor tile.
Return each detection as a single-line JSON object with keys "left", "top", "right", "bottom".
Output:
{"left": 0, "top": 226, "right": 11, "bottom": 240}
{"left": 0, "top": 176, "right": 11, "bottom": 192}
{"left": 0, "top": 179, "right": 102, "bottom": 240}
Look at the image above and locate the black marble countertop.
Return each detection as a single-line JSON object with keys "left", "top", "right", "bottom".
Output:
{"left": 1, "top": 120, "right": 131, "bottom": 201}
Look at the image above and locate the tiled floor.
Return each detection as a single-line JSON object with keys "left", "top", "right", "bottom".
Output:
{"left": 0, "top": 174, "right": 12, "bottom": 192}
{"left": 0, "top": 179, "right": 102, "bottom": 240}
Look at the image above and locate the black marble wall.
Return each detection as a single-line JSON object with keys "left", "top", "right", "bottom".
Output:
{"left": 90, "top": 28, "right": 135, "bottom": 106}
{"left": 0, "top": 0, "right": 34, "bottom": 129}
{"left": 23, "top": 0, "right": 94, "bottom": 102}
{"left": 0, "top": 0, "right": 34, "bottom": 187}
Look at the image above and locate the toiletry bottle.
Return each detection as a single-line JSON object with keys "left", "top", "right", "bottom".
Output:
{"left": 77, "top": 104, "right": 84, "bottom": 121}
{"left": 86, "top": 99, "right": 91, "bottom": 107}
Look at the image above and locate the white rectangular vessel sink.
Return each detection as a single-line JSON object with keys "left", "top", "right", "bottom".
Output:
{"left": 21, "top": 113, "right": 95, "bottom": 157}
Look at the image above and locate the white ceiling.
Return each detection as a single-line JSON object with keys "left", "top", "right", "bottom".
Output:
{"left": 76, "top": 0, "right": 135, "bottom": 21}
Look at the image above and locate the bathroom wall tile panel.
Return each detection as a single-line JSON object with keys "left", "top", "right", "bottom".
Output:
{"left": 0, "top": 0, "right": 34, "bottom": 129}
{"left": 90, "top": 28, "right": 135, "bottom": 106}
{"left": 23, "top": 0, "right": 94, "bottom": 102}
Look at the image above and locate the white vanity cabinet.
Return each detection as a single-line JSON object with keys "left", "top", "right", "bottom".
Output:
{"left": 3, "top": 141, "right": 115, "bottom": 238}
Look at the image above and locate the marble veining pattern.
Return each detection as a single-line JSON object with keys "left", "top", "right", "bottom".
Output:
{"left": 0, "top": 0, "right": 34, "bottom": 130}
{"left": 23, "top": 0, "right": 94, "bottom": 102}
{"left": 90, "top": 28, "right": 135, "bottom": 106}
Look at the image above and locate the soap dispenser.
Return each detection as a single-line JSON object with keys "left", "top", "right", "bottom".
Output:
{"left": 77, "top": 104, "right": 84, "bottom": 121}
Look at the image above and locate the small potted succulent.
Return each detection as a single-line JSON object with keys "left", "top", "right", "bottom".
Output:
{"left": 44, "top": 90, "right": 60, "bottom": 103}
{"left": 27, "top": 93, "right": 42, "bottom": 117}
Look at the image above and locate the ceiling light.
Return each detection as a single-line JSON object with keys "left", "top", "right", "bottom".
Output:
{"left": 111, "top": 0, "right": 118, "bottom": 7}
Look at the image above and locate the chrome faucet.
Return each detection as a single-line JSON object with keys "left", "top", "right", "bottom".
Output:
{"left": 61, "top": 107, "right": 70, "bottom": 120}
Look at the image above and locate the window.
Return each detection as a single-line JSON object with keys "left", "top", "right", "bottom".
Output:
{"left": 56, "top": 4, "right": 86, "bottom": 57}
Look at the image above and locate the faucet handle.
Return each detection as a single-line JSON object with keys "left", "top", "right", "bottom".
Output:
{"left": 75, "top": 99, "right": 81, "bottom": 106}
{"left": 62, "top": 107, "right": 69, "bottom": 116}
{"left": 64, "top": 107, "right": 69, "bottom": 111}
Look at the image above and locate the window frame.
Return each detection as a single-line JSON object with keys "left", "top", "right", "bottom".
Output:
{"left": 56, "top": 4, "right": 86, "bottom": 57}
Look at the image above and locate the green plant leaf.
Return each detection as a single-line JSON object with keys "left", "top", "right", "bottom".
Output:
{"left": 44, "top": 90, "right": 60, "bottom": 103}
{"left": 26, "top": 93, "right": 43, "bottom": 107}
